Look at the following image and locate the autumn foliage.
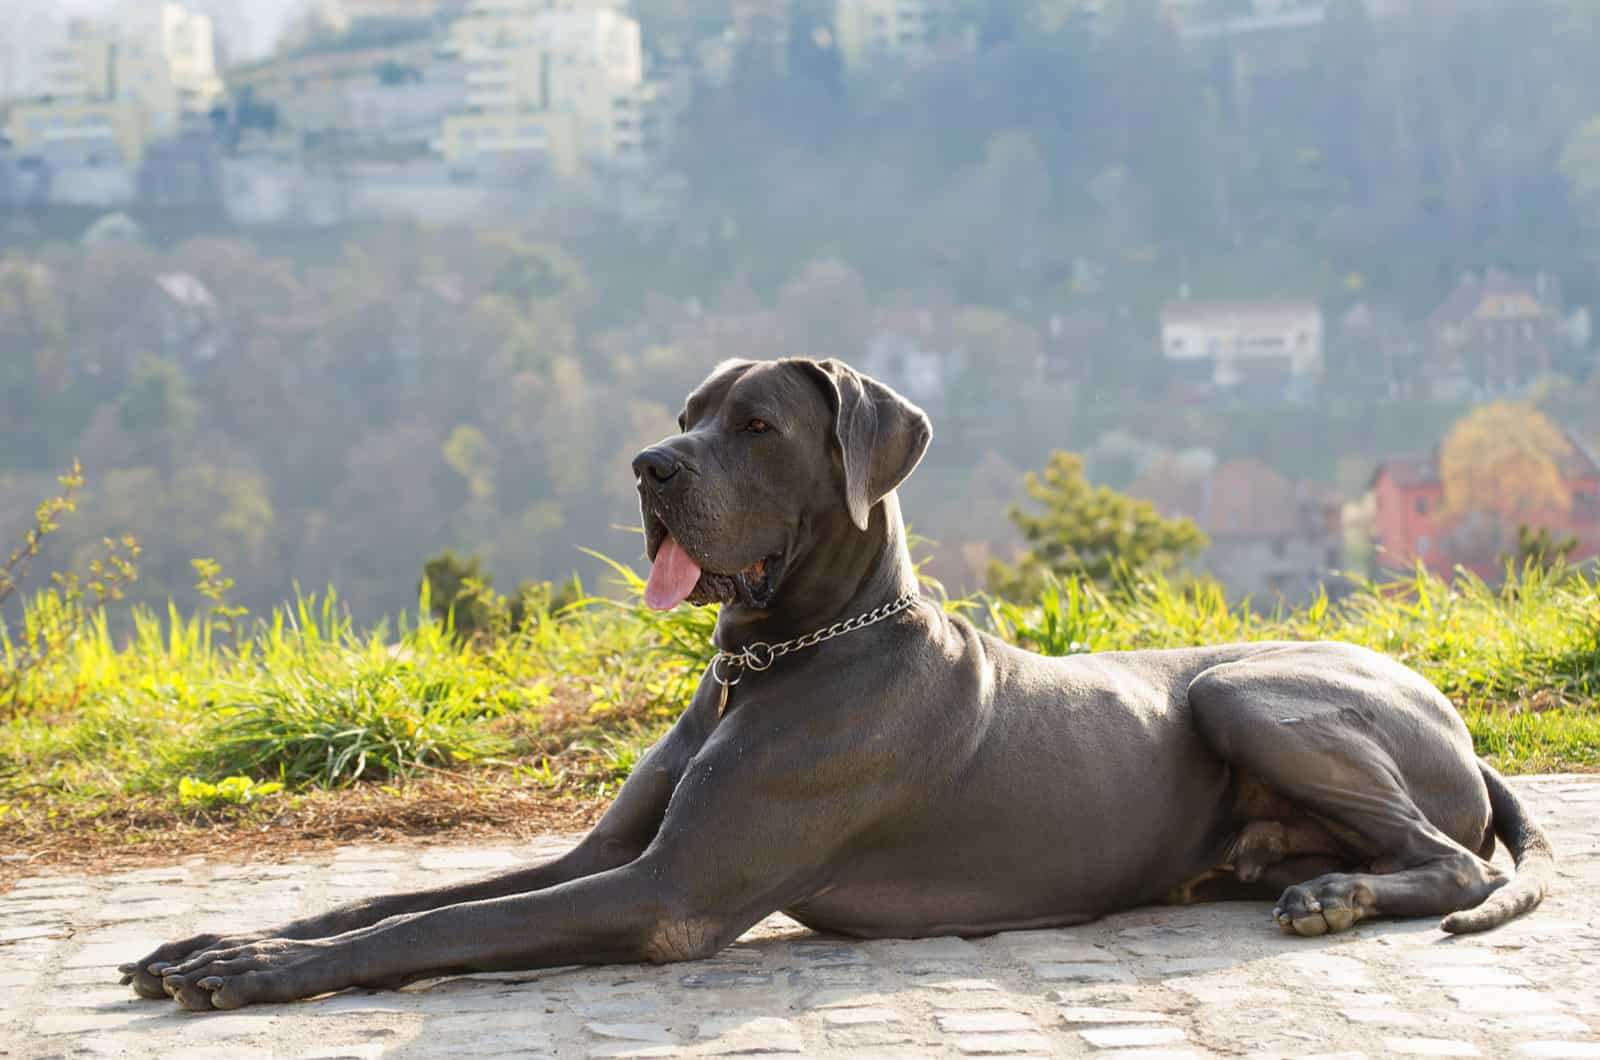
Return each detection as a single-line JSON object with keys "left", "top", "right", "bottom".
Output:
{"left": 1440, "top": 403, "right": 1575, "bottom": 522}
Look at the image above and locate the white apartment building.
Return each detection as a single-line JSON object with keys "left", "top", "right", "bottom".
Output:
{"left": 1161, "top": 298, "right": 1324, "bottom": 393}
{"left": 322, "top": 0, "right": 459, "bottom": 21}
{"left": 834, "top": 0, "right": 936, "bottom": 71}
{"left": 440, "top": 1, "right": 649, "bottom": 174}
{"left": 0, "top": 2, "right": 66, "bottom": 102}
{"left": 5, "top": 3, "right": 223, "bottom": 166}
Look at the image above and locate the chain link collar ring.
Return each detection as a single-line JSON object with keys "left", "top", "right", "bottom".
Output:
{"left": 709, "top": 591, "right": 921, "bottom": 692}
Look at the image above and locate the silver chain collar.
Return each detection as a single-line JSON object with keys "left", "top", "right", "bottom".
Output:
{"left": 709, "top": 591, "right": 922, "bottom": 692}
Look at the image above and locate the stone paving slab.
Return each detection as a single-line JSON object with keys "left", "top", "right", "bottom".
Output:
{"left": 2, "top": 775, "right": 1598, "bottom": 1059}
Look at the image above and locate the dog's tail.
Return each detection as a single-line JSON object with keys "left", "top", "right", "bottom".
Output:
{"left": 1440, "top": 761, "right": 1554, "bottom": 934}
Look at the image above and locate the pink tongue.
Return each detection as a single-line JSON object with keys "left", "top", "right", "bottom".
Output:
{"left": 644, "top": 535, "right": 703, "bottom": 611}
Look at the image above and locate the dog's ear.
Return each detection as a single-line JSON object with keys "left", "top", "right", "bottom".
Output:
{"left": 791, "top": 358, "right": 932, "bottom": 531}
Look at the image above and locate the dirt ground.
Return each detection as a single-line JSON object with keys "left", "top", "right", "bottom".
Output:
{"left": 0, "top": 773, "right": 609, "bottom": 892}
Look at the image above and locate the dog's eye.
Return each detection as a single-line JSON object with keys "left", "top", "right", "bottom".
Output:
{"left": 745, "top": 419, "right": 771, "bottom": 434}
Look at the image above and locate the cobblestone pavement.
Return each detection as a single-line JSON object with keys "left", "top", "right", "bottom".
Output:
{"left": 3, "top": 775, "right": 1598, "bottom": 1059}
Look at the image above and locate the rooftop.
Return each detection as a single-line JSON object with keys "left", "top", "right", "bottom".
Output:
{"left": 1427, "top": 269, "right": 1564, "bottom": 330}
{"left": 1161, "top": 298, "right": 1321, "bottom": 325}
{"left": 1132, "top": 457, "right": 1339, "bottom": 540}
{"left": 1374, "top": 428, "right": 1600, "bottom": 491}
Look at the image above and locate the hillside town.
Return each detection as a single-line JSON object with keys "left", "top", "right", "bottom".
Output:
{"left": 1, "top": 0, "right": 1598, "bottom": 617}
{"left": 0, "top": 0, "right": 1440, "bottom": 223}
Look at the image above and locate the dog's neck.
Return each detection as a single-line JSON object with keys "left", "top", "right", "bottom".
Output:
{"left": 713, "top": 493, "right": 918, "bottom": 652}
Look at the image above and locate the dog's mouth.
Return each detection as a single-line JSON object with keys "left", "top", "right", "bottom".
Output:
{"left": 644, "top": 514, "right": 783, "bottom": 611}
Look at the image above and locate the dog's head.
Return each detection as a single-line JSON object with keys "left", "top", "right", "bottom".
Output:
{"left": 632, "top": 357, "right": 931, "bottom": 611}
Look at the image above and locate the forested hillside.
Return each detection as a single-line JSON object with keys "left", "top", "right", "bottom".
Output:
{"left": 4, "top": 0, "right": 1600, "bottom": 620}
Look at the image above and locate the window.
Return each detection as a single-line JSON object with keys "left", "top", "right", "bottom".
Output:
{"left": 1416, "top": 535, "right": 1431, "bottom": 555}
{"left": 1414, "top": 496, "right": 1428, "bottom": 516}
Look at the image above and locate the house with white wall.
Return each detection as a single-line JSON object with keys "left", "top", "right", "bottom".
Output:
{"left": 1160, "top": 297, "right": 1323, "bottom": 400}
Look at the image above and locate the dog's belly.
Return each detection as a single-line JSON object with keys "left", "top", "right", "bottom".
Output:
{"left": 782, "top": 796, "right": 1223, "bottom": 938}
{"left": 779, "top": 645, "right": 1272, "bottom": 937}
{"left": 784, "top": 888, "right": 1101, "bottom": 939}
{"left": 783, "top": 749, "right": 1236, "bottom": 937}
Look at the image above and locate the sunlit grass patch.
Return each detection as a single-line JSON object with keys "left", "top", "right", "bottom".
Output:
{"left": 0, "top": 556, "right": 1595, "bottom": 852}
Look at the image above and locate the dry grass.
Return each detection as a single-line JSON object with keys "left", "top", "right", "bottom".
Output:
{"left": 0, "top": 769, "right": 607, "bottom": 890}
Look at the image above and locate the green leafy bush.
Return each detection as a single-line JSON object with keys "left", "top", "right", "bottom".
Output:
{"left": 177, "top": 775, "right": 284, "bottom": 809}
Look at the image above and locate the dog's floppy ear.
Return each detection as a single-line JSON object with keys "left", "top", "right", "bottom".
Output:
{"left": 791, "top": 358, "right": 932, "bottom": 531}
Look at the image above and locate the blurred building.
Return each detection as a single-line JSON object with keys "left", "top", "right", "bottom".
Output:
{"left": 229, "top": 43, "right": 469, "bottom": 154}
{"left": 322, "top": 0, "right": 469, "bottom": 20}
{"left": 1424, "top": 269, "right": 1591, "bottom": 400}
{"left": 1328, "top": 302, "right": 1428, "bottom": 401}
{"left": 1131, "top": 456, "right": 1345, "bottom": 604}
{"left": 1371, "top": 433, "right": 1600, "bottom": 579}
{"left": 440, "top": 1, "right": 663, "bottom": 176}
{"left": 0, "top": 6, "right": 60, "bottom": 102}
{"left": 4, "top": 3, "right": 223, "bottom": 167}
{"left": 834, "top": 0, "right": 937, "bottom": 71}
{"left": 140, "top": 272, "right": 230, "bottom": 366}
{"left": 731, "top": 0, "right": 793, "bottom": 73}
{"left": 860, "top": 308, "right": 961, "bottom": 413}
{"left": 1160, "top": 297, "right": 1324, "bottom": 401}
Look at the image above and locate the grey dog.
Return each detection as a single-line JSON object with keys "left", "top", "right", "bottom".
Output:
{"left": 123, "top": 356, "right": 1552, "bottom": 1011}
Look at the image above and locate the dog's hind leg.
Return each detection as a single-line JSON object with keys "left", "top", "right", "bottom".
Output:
{"left": 1187, "top": 645, "right": 1510, "bottom": 936}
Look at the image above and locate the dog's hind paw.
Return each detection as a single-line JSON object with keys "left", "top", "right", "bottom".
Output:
{"left": 1273, "top": 874, "right": 1373, "bottom": 936}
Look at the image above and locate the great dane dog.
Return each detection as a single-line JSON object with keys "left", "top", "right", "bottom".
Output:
{"left": 123, "top": 357, "right": 1553, "bottom": 1011}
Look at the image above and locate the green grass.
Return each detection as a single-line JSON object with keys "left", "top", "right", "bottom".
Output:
{"left": 1, "top": 559, "right": 1596, "bottom": 839}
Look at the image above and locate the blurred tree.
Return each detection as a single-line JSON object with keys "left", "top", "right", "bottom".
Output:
{"left": 172, "top": 237, "right": 300, "bottom": 321}
{"left": 0, "top": 258, "right": 75, "bottom": 461}
{"left": 987, "top": 450, "right": 1208, "bottom": 598}
{"left": 946, "top": 308, "right": 1044, "bottom": 445}
{"left": 1440, "top": 402, "right": 1574, "bottom": 523}
{"left": 1099, "top": 0, "right": 1220, "bottom": 244}
{"left": 777, "top": 259, "right": 870, "bottom": 358}
{"left": 1558, "top": 117, "right": 1600, "bottom": 230}
{"left": 1314, "top": 0, "right": 1380, "bottom": 199}
{"left": 420, "top": 549, "right": 501, "bottom": 643}
{"left": 1500, "top": 523, "right": 1579, "bottom": 572}
{"left": 170, "top": 462, "right": 276, "bottom": 567}
{"left": 66, "top": 241, "right": 161, "bottom": 389}
{"left": 322, "top": 421, "right": 451, "bottom": 617}
{"left": 442, "top": 426, "right": 497, "bottom": 502}
{"left": 482, "top": 234, "right": 589, "bottom": 304}
{"left": 0, "top": 258, "right": 67, "bottom": 374}
{"left": 117, "top": 356, "right": 197, "bottom": 468}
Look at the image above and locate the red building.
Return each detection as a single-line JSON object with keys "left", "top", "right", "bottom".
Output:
{"left": 1372, "top": 432, "right": 1600, "bottom": 578}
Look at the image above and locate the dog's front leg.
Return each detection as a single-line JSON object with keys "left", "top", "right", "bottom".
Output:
{"left": 155, "top": 852, "right": 760, "bottom": 1010}
{"left": 123, "top": 697, "right": 719, "bottom": 999}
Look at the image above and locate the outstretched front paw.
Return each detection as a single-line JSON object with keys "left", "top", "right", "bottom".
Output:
{"left": 120, "top": 933, "right": 336, "bottom": 1010}
{"left": 119, "top": 933, "right": 268, "bottom": 1000}
{"left": 140, "top": 937, "right": 341, "bottom": 1011}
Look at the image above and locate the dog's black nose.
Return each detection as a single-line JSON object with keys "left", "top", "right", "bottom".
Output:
{"left": 632, "top": 447, "right": 681, "bottom": 484}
